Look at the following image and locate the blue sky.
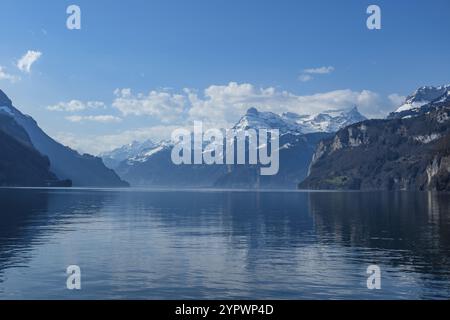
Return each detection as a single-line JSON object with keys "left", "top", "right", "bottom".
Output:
{"left": 1, "top": 0, "right": 450, "bottom": 154}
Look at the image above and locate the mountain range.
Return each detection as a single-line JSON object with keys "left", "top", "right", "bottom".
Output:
{"left": 300, "top": 84, "right": 450, "bottom": 191}
{"left": 103, "top": 107, "right": 366, "bottom": 188}
{"left": 4, "top": 84, "right": 449, "bottom": 190}
{"left": 101, "top": 139, "right": 158, "bottom": 169}
{"left": 0, "top": 89, "right": 128, "bottom": 187}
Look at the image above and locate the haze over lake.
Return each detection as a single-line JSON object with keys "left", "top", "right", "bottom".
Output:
{"left": 0, "top": 188, "right": 449, "bottom": 299}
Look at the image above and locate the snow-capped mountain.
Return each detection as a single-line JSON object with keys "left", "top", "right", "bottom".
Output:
{"left": 286, "top": 106, "right": 367, "bottom": 133}
{"left": 106, "top": 106, "right": 365, "bottom": 187}
{"left": 101, "top": 139, "right": 158, "bottom": 168}
{"left": 106, "top": 106, "right": 366, "bottom": 170}
{"left": 389, "top": 85, "right": 450, "bottom": 119}
{"left": 123, "top": 140, "right": 174, "bottom": 164}
{"left": 234, "top": 107, "right": 303, "bottom": 134}
{"left": 234, "top": 106, "right": 367, "bottom": 134}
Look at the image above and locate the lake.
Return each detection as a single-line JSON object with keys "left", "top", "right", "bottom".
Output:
{"left": 0, "top": 188, "right": 449, "bottom": 299}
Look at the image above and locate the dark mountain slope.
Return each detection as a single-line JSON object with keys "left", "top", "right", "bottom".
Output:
{"left": 214, "top": 132, "right": 331, "bottom": 188}
{"left": 0, "top": 116, "right": 70, "bottom": 187}
{"left": 116, "top": 145, "right": 227, "bottom": 187}
{"left": 0, "top": 89, "right": 128, "bottom": 187}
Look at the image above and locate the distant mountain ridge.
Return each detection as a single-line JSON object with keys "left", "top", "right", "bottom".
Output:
{"left": 234, "top": 106, "right": 366, "bottom": 134}
{"left": 105, "top": 106, "right": 364, "bottom": 188}
{"left": 105, "top": 106, "right": 365, "bottom": 168}
{"left": 0, "top": 89, "right": 128, "bottom": 187}
{"left": 101, "top": 139, "right": 157, "bottom": 169}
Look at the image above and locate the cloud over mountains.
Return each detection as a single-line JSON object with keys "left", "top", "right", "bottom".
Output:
{"left": 51, "top": 82, "right": 400, "bottom": 154}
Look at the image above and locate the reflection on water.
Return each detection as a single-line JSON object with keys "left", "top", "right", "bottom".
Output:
{"left": 0, "top": 189, "right": 449, "bottom": 299}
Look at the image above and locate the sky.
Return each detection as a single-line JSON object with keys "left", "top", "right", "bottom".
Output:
{"left": 0, "top": 0, "right": 450, "bottom": 154}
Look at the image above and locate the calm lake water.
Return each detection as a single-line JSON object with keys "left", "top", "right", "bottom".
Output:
{"left": 0, "top": 188, "right": 449, "bottom": 300}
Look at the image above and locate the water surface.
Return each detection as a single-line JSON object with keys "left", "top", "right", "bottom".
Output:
{"left": 0, "top": 188, "right": 449, "bottom": 299}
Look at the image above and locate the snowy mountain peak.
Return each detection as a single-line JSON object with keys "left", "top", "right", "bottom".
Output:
{"left": 395, "top": 85, "right": 450, "bottom": 112}
{"left": 105, "top": 107, "right": 367, "bottom": 169}
{"left": 126, "top": 140, "right": 173, "bottom": 164}
{"left": 409, "top": 85, "right": 450, "bottom": 102}
{"left": 234, "top": 108, "right": 302, "bottom": 134}
{"left": 102, "top": 139, "right": 157, "bottom": 160}
{"left": 390, "top": 85, "right": 450, "bottom": 118}
{"left": 101, "top": 139, "right": 160, "bottom": 168}
{"left": 234, "top": 106, "right": 366, "bottom": 135}
{"left": 302, "top": 107, "right": 366, "bottom": 133}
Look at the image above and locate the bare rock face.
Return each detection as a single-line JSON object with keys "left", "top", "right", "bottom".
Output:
{"left": 300, "top": 99, "right": 450, "bottom": 191}
{"left": 427, "top": 155, "right": 450, "bottom": 191}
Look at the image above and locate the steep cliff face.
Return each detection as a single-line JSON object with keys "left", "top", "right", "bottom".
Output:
{"left": 426, "top": 135, "right": 450, "bottom": 191}
{"left": 300, "top": 102, "right": 450, "bottom": 191}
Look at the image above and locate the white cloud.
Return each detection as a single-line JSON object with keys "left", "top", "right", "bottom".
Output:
{"left": 65, "top": 115, "right": 122, "bottom": 123}
{"left": 112, "top": 88, "right": 187, "bottom": 123}
{"left": 303, "top": 66, "right": 335, "bottom": 74}
{"left": 108, "top": 82, "right": 399, "bottom": 127}
{"left": 298, "top": 74, "right": 313, "bottom": 82}
{"left": 17, "top": 50, "right": 42, "bottom": 73}
{"left": 0, "top": 66, "right": 20, "bottom": 83}
{"left": 114, "top": 88, "right": 131, "bottom": 97}
{"left": 56, "top": 82, "right": 399, "bottom": 154}
{"left": 47, "top": 100, "right": 107, "bottom": 112}
{"left": 388, "top": 93, "right": 406, "bottom": 107}
{"left": 186, "top": 82, "right": 393, "bottom": 126}
{"left": 299, "top": 66, "right": 335, "bottom": 82}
